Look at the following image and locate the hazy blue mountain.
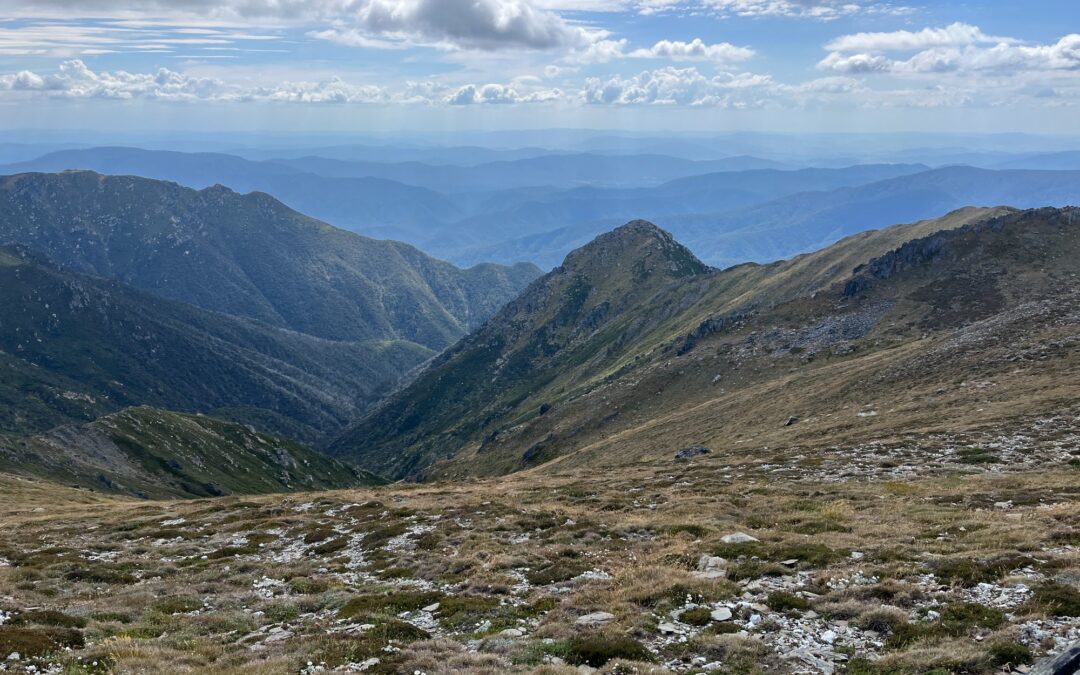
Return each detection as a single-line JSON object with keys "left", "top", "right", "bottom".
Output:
{"left": 669, "top": 166, "right": 1080, "bottom": 267}
{"left": 271, "top": 152, "right": 794, "bottom": 193}
{"left": 237, "top": 144, "right": 563, "bottom": 165}
{"left": 451, "top": 166, "right": 1080, "bottom": 269}
{"left": 992, "top": 151, "right": 1080, "bottom": 170}
{"left": 0, "top": 147, "right": 462, "bottom": 234}
{"left": 0, "top": 171, "right": 540, "bottom": 347}
{"left": 434, "top": 164, "right": 930, "bottom": 266}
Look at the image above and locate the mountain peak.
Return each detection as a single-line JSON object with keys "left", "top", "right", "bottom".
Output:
{"left": 561, "top": 219, "right": 711, "bottom": 280}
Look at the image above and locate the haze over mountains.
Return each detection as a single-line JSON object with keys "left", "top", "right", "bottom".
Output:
{"left": 8, "top": 143, "right": 1080, "bottom": 272}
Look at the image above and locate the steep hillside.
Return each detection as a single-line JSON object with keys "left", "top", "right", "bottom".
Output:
{"left": 331, "top": 206, "right": 1076, "bottom": 480}
{"left": 328, "top": 220, "right": 712, "bottom": 477}
{"left": 0, "top": 247, "right": 431, "bottom": 441}
{"left": 0, "top": 171, "right": 539, "bottom": 347}
{"left": 0, "top": 407, "right": 381, "bottom": 499}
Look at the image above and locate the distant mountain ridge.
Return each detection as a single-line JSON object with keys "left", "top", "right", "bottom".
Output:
{"left": 460, "top": 166, "right": 1080, "bottom": 269}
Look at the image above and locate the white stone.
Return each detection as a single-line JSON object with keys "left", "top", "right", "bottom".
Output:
{"left": 575, "top": 612, "right": 615, "bottom": 626}
{"left": 500, "top": 628, "right": 524, "bottom": 638}
{"left": 821, "top": 629, "right": 838, "bottom": 644}
{"left": 720, "top": 533, "right": 759, "bottom": 544}
{"left": 422, "top": 603, "right": 440, "bottom": 612}
{"left": 710, "top": 607, "right": 733, "bottom": 622}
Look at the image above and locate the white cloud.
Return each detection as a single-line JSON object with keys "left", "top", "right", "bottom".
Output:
{"left": 628, "top": 38, "right": 754, "bottom": 62}
{"left": 567, "top": 37, "right": 753, "bottom": 64}
{"left": 346, "top": 0, "right": 597, "bottom": 50}
{"left": 824, "top": 22, "right": 1015, "bottom": 53}
{"left": 446, "top": 81, "right": 563, "bottom": 104}
{"left": 583, "top": 66, "right": 774, "bottom": 106}
{"left": 820, "top": 32, "right": 1080, "bottom": 75}
{"left": 0, "top": 59, "right": 394, "bottom": 102}
{"left": 5, "top": 0, "right": 599, "bottom": 52}
{"left": 648, "top": 0, "right": 912, "bottom": 19}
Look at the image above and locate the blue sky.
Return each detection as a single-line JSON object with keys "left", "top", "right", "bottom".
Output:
{"left": 0, "top": 0, "right": 1078, "bottom": 133}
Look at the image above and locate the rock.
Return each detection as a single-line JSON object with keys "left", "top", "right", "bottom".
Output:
{"left": 780, "top": 558, "right": 799, "bottom": 567}
{"left": 7, "top": 652, "right": 20, "bottom": 661}
{"left": 422, "top": 603, "right": 440, "bottom": 612}
{"left": 575, "top": 611, "right": 615, "bottom": 626}
{"left": 1030, "top": 640, "right": 1080, "bottom": 675}
{"left": 721, "top": 532, "right": 759, "bottom": 544}
{"left": 710, "top": 607, "right": 733, "bottom": 622}
{"left": 675, "top": 445, "right": 711, "bottom": 460}
{"left": 850, "top": 551, "right": 865, "bottom": 560}
{"left": 803, "top": 610, "right": 819, "bottom": 620}
{"left": 785, "top": 416, "right": 799, "bottom": 427}
{"left": 658, "top": 622, "right": 683, "bottom": 634}
{"left": 821, "top": 629, "right": 838, "bottom": 644}
{"left": 501, "top": 628, "right": 524, "bottom": 638}
{"left": 694, "top": 555, "right": 727, "bottom": 579}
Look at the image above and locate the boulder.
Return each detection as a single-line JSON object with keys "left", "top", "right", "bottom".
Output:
{"left": 720, "top": 532, "right": 759, "bottom": 544}
{"left": 575, "top": 611, "right": 615, "bottom": 626}
{"left": 675, "top": 445, "right": 711, "bottom": 460}
{"left": 694, "top": 555, "right": 727, "bottom": 579}
{"left": 710, "top": 607, "right": 733, "bottom": 622}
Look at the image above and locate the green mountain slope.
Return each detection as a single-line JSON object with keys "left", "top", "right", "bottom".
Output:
{"left": 327, "top": 220, "right": 713, "bottom": 477}
{"left": 0, "top": 407, "right": 381, "bottom": 499}
{"left": 0, "top": 247, "right": 432, "bottom": 441}
{"left": 0, "top": 171, "right": 539, "bottom": 348}
{"left": 330, "top": 206, "right": 1061, "bottom": 479}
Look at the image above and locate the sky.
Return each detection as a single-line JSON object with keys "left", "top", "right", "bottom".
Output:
{"left": 0, "top": 0, "right": 1078, "bottom": 134}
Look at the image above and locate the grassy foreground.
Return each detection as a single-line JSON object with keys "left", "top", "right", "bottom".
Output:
{"left": 1, "top": 414, "right": 1078, "bottom": 674}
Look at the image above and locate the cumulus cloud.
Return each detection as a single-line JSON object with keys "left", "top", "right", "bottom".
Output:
{"left": 824, "top": 22, "right": 1015, "bottom": 53}
{"left": 0, "top": 59, "right": 392, "bottom": 102}
{"left": 343, "top": 0, "right": 597, "bottom": 50}
{"left": 628, "top": 38, "right": 754, "bottom": 62}
{"left": 6, "top": 0, "right": 598, "bottom": 52}
{"left": 583, "top": 66, "right": 774, "bottom": 106}
{"left": 446, "top": 82, "right": 563, "bottom": 104}
{"left": 650, "top": 0, "right": 912, "bottom": 19}
{"left": 567, "top": 37, "right": 753, "bottom": 64}
{"left": 820, "top": 31, "right": 1080, "bottom": 75}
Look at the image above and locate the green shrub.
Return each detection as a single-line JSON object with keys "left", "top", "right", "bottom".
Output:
{"left": 1027, "top": 582, "right": 1080, "bottom": 617}
{"left": 989, "top": 642, "right": 1033, "bottom": 667}
{"left": 152, "top": 596, "right": 204, "bottom": 614}
{"left": 0, "top": 626, "right": 84, "bottom": 657}
{"left": 766, "top": 591, "right": 809, "bottom": 613}
{"left": 566, "top": 634, "right": 651, "bottom": 667}
{"left": 337, "top": 591, "right": 442, "bottom": 619}
{"left": 679, "top": 607, "right": 713, "bottom": 626}
{"left": 11, "top": 609, "right": 87, "bottom": 628}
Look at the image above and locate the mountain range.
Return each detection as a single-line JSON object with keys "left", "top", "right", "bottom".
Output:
{"left": 7, "top": 147, "right": 1080, "bottom": 273}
